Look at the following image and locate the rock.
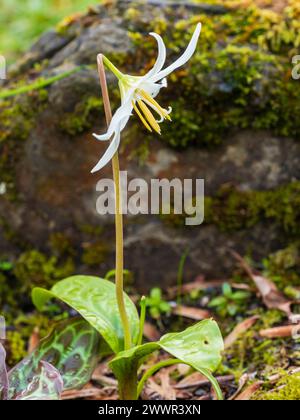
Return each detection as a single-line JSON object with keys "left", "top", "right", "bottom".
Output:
{"left": 0, "top": 0, "right": 299, "bottom": 292}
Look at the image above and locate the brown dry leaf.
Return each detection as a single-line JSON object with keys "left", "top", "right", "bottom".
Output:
{"left": 175, "top": 371, "right": 207, "bottom": 389}
{"left": 167, "top": 276, "right": 224, "bottom": 299}
{"left": 142, "top": 368, "right": 177, "bottom": 400}
{"left": 173, "top": 305, "right": 210, "bottom": 320}
{"left": 92, "top": 373, "right": 118, "bottom": 387}
{"left": 196, "top": 394, "right": 211, "bottom": 400}
{"left": 260, "top": 324, "right": 299, "bottom": 338}
{"left": 176, "top": 363, "right": 190, "bottom": 376}
{"left": 231, "top": 282, "right": 254, "bottom": 291}
{"left": 232, "top": 251, "right": 293, "bottom": 316}
{"left": 224, "top": 316, "right": 260, "bottom": 349}
{"left": 159, "top": 369, "right": 177, "bottom": 400}
{"left": 62, "top": 386, "right": 104, "bottom": 400}
{"left": 142, "top": 378, "right": 170, "bottom": 400}
{"left": 142, "top": 378, "right": 161, "bottom": 400}
{"left": 175, "top": 389, "right": 193, "bottom": 399}
{"left": 143, "top": 322, "right": 161, "bottom": 341}
{"left": 92, "top": 362, "right": 118, "bottom": 391}
{"left": 234, "top": 381, "right": 263, "bottom": 400}
{"left": 228, "top": 374, "right": 249, "bottom": 400}
{"left": 175, "top": 373, "right": 234, "bottom": 389}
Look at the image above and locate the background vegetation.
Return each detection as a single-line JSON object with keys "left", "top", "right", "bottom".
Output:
{"left": 0, "top": 0, "right": 99, "bottom": 61}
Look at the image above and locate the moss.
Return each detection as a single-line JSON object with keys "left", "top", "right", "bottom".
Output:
{"left": 162, "top": 182, "right": 300, "bottom": 236}
{"left": 49, "top": 232, "right": 76, "bottom": 258}
{"left": 208, "top": 182, "right": 300, "bottom": 233}
{"left": 263, "top": 243, "right": 300, "bottom": 288}
{"left": 0, "top": 271, "right": 18, "bottom": 309}
{"left": 0, "top": 88, "right": 48, "bottom": 199}
{"left": 77, "top": 223, "right": 104, "bottom": 237}
{"left": 223, "top": 309, "right": 288, "bottom": 377}
{"left": 6, "top": 331, "right": 27, "bottom": 366}
{"left": 252, "top": 372, "right": 300, "bottom": 400}
{"left": 2, "top": 1, "right": 300, "bottom": 168}
{"left": 5, "top": 312, "right": 69, "bottom": 366}
{"left": 120, "top": 1, "right": 300, "bottom": 149}
{"left": 81, "top": 241, "right": 109, "bottom": 267}
{"left": 0, "top": 217, "right": 28, "bottom": 249}
{"left": 14, "top": 250, "right": 75, "bottom": 292}
{"left": 59, "top": 95, "right": 103, "bottom": 136}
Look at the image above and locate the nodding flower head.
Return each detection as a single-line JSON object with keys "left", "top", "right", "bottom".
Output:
{"left": 92, "top": 23, "right": 202, "bottom": 173}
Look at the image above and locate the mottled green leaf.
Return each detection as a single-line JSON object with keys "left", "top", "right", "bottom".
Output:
{"left": 109, "top": 319, "right": 224, "bottom": 399}
{"left": 32, "top": 276, "right": 140, "bottom": 353}
{"left": 14, "top": 361, "right": 63, "bottom": 400}
{"left": 8, "top": 317, "right": 103, "bottom": 398}
{"left": 0, "top": 343, "right": 8, "bottom": 400}
{"left": 159, "top": 320, "right": 223, "bottom": 372}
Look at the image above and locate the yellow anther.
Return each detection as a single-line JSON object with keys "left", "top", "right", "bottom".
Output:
{"left": 132, "top": 101, "right": 152, "bottom": 132}
{"left": 138, "top": 89, "right": 171, "bottom": 121}
{"left": 137, "top": 100, "right": 161, "bottom": 134}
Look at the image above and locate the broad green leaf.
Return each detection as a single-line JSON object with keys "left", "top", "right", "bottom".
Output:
{"left": 159, "top": 320, "right": 223, "bottom": 372}
{"left": 14, "top": 361, "right": 63, "bottom": 400}
{"left": 0, "top": 343, "right": 8, "bottom": 400}
{"left": 109, "top": 320, "right": 224, "bottom": 399}
{"left": 32, "top": 276, "right": 140, "bottom": 353}
{"left": 8, "top": 317, "right": 103, "bottom": 398}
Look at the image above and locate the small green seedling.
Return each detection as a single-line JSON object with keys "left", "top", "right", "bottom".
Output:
{"left": 145, "top": 288, "right": 171, "bottom": 320}
{"left": 0, "top": 261, "right": 13, "bottom": 272}
{"left": 208, "top": 283, "right": 250, "bottom": 317}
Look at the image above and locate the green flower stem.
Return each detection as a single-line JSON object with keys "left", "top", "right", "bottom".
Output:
{"left": 177, "top": 247, "right": 189, "bottom": 306}
{"left": 102, "top": 55, "right": 124, "bottom": 81}
{"left": 118, "top": 369, "right": 138, "bottom": 400}
{"left": 97, "top": 54, "right": 132, "bottom": 351}
{"left": 137, "top": 296, "right": 146, "bottom": 346}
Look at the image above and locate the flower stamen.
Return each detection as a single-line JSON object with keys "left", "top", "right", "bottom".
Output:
{"left": 138, "top": 89, "right": 172, "bottom": 121}
{"left": 137, "top": 100, "right": 161, "bottom": 134}
{"left": 132, "top": 101, "right": 152, "bottom": 132}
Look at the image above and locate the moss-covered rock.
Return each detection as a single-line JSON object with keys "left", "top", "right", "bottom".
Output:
{"left": 14, "top": 250, "right": 75, "bottom": 291}
{"left": 0, "top": 89, "right": 48, "bottom": 199}
{"left": 1, "top": 0, "right": 300, "bottom": 289}
{"left": 162, "top": 181, "right": 300, "bottom": 236}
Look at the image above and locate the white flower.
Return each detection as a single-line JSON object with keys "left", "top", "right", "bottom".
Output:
{"left": 92, "top": 23, "right": 202, "bottom": 173}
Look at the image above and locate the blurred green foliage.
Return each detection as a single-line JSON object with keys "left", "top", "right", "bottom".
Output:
{"left": 145, "top": 288, "right": 171, "bottom": 320}
{"left": 0, "top": 0, "right": 100, "bottom": 61}
{"left": 208, "top": 282, "right": 250, "bottom": 317}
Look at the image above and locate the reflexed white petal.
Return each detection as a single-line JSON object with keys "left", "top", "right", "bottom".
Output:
{"left": 160, "top": 78, "right": 167, "bottom": 88}
{"left": 141, "top": 80, "right": 166, "bottom": 99}
{"left": 93, "top": 100, "right": 133, "bottom": 141}
{"left": 142, "top": 33, "right": 166, "bottom": 80}
{"left": 120, "top": 85, "right": 136, "bottom": 105}
{"left": 91, "top": 130, "right": 121, "bottom": 173}
{"left": 150, "top": 23, "right": 202, "bottom": 82}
